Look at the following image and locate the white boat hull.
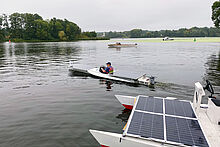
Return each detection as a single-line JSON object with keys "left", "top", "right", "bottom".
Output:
{"left": 87, "top": 68, "right": 133, "bottom": 83}
{"left": 89, "top": 130, "right": 169, "bottom": 147}
{"left": 87, "top": 68, "right": 154, "bottom": 86}
{"left": 115, "top": 95, "right": 135, "bottom": 110}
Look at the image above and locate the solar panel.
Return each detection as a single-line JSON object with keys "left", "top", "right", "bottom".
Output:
{"left": 165, "top": 99, "right": 196, "bottom": 118}
{"left": 166, "top": 116, "right": 209, "bottom": 147}
{"left": 127, "top": 111, "right": 164, "bottom": 140}
{"left": 124, "top": 96, "right": 209, "bottom": 146}
{"left": 136, "top": 96, "right": 163, "bottom": 114}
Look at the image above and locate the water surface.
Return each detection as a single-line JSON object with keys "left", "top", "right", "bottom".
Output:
{"left": 0, "top": 40, "right": 219, "bottom": 147}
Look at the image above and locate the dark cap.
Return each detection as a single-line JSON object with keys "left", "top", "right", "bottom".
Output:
{"left": 106, "top": 62, "right": 111, "bottom": 65}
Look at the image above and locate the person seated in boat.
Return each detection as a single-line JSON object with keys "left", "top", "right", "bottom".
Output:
{"left": 100, "top": 62, "right": 114, "bottom": 74}
{"left": 116, "top": 42, "right": 121, "bottom": 45}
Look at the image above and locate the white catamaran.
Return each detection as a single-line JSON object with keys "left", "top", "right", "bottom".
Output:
{"left": 90, "top": 81, "right": 220, "bottom": 147}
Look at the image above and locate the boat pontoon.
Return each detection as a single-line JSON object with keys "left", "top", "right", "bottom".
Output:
{"left": 69, "top": 65, "right": 155, "bottom": 86}
{"left": 90, "top": 81, "right": 220, "bottom": 147}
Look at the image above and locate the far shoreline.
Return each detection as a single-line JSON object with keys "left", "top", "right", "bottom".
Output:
{"left": 2, "top": 37, "right": 220, "bottom": 43}
{"left": 109, "top": 37, "right": 220, "bottom": 43}
{"left": 2, "top": 37, "right": 110, "bottom": 43}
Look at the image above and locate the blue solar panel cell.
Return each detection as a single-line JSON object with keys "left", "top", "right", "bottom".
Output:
{"left": 125, "top": 96, "right": 209, "bottom": 146}
{"left": 127, "top": 111, "right": 164, "bottom": 140}
{"left": 136, "top": 96, "right": 163, "bottom": 114}
{"left": 166, "top": 116, "right": 209, "bottom": 147}
{"left": 165, "top": 99, "right": 196, "bottom": 118}
{"left": 126, "top": 111, "right": 142, "bottom": 136}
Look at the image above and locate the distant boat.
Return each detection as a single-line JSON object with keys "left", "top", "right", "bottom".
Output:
{"left": 108, "top": 42, "right": 137, "bottom": 48}
{"left": 162, "top": 37, "right": 174, "bottom": 41}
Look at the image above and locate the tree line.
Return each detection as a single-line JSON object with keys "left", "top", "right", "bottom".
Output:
{"left": 0, "top": 13, "right": 98, "bottom": 42}
{"left": 101, "top": 27, "right": 220, "bottom": 38}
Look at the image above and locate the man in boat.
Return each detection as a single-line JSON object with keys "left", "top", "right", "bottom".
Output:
{"left": 100, "top": 62, "right": 114, "bottom": 74}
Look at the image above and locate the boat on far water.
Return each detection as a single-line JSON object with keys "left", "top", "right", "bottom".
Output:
{"left": 108, "top": 42, "right": 137, "bottom": 48}
{"left": 162, "top": 37, "right": 174, "bottom": 41}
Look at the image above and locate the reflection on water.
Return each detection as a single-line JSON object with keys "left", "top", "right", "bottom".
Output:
{"left": 204, "top": 52, "right": 220, "bottom": 98}
{"left": 116, "top": 109, "right": 131, "bottom": 123}
{"left": 205, "top": 52, "right": 220, "bottom": 86}
{"left": 99, "top": 79, "right": 113, "bottom": 91}
{"left": 0, "top": 41, "right": 220, "bottom": 147}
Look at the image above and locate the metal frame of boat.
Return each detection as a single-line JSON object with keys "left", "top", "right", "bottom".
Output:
{"left": 90, "top": 82, "right": 220, "bottom": 147}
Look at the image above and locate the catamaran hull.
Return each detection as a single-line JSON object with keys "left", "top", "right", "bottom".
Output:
{"left": 115, "top": 95, "right": 135, "bottom": 110}
{"left": 89, "top": 130, "right": 171, "bottom": 147}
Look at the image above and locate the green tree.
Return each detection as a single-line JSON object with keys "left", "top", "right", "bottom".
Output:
{"left": 212, "top": 1, "right": 220, "bottom": 28}
{"left": 65, "top": 22, "right": 81, "bottom": 40}
{"left": 130, "top": 29, "right": 143, "bottom": 38}
{"left": 9, "top": 13, "right": 24, "bottom": 39}
{"left": 2, "top": 14, "right": 9, "bottom": 38}
{"left": 0, "top": 13, "right": 82, "bottom": 41}
{"left": 35, "top": 19, "right": 50, "bottom": 40}
{"left": 49, "top": 18, "right": 64, "bottom": 39}
{"left": 58, "top": 31, "right": 66, "bottom": 40}
{"left": 0, "top": 15, "right": 4, "bottom": 41}
{"left": 23, "top": 13, "right": 43, "bottom": 40}
{"left": 82, "top": 31, "right": 97, "bottom": 38}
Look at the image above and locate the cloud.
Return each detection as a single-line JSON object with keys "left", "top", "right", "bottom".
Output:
{"left": 0, "top": 0, "right": 217, "bottom": 31}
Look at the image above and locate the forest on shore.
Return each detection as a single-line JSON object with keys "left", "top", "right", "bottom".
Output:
{"left": 0, "top": 13, "right": 107, "bottom": 42}
{"left": 100, "top": 27, "right": 220, "bottom": 38}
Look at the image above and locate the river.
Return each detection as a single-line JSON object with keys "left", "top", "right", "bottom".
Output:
{"left": 0, "top": 40, "right": 219, "bottom": 147}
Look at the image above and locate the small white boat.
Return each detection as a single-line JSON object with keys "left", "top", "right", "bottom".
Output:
{"left": 163, "top": 37, "right": 174, "bottom": 41}
{"left": 108, "top": 42, "right": 137, "bottom": 48}
{"left": 69, "top": 65, "right": 155, "bottom": 86}
{"left": 90, "top": 81, "right": 220, "bottom": 147}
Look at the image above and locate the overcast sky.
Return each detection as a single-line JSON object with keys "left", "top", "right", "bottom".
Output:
{"left": 0, "top": 0, "right": 217, "bottom": 31}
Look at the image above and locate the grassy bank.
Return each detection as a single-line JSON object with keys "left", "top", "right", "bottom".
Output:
{"left": 110, "top": 37, "right": 220, "bottom": 43}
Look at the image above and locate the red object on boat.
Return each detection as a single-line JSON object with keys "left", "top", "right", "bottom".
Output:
{"left": 9, "top": 40, "right": 11, "bottom": 43}
{"left": 101, "top": 145, "right": 109, "bottom": 147}
{"left": 122, "top": 104, "right": 133, "bottom": 110}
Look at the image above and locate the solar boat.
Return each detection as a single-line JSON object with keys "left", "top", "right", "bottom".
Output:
{"left": 69, "top": 64, "right": 155, "bottom": 86}
{"left": 90, "top": 81, "right": 220, "bottom": 147}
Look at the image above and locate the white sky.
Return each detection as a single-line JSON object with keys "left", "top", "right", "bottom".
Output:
{"left": 0, "top": 0, "right": 217, "bottom": 31}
